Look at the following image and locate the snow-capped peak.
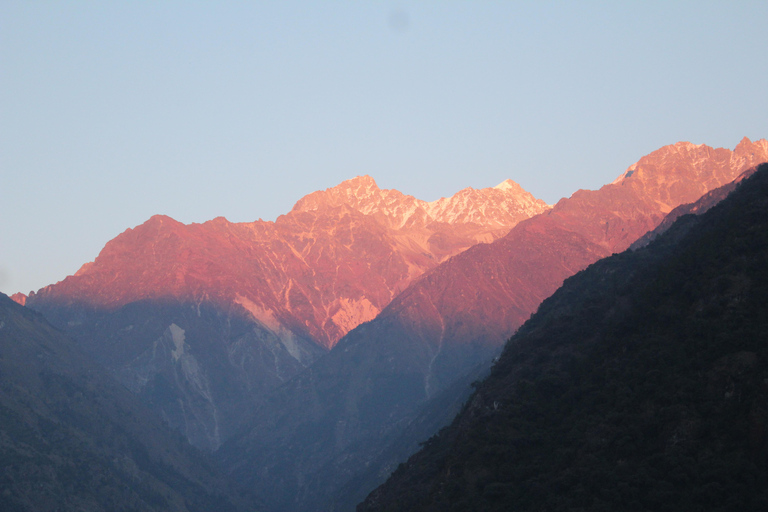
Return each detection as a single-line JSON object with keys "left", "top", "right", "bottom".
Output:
{"left": 292, "top": 174, "right": 550, "bottom": 231}
{"left": 493, "top": 179, "right": 519, "bottom": 192}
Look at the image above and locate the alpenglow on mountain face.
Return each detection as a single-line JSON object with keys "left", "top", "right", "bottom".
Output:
{"left": 218, "top": 138, "right": 768, "bottom": 512}
{"left": 360, "top": 162, "right": 768, "bottom": 512}
{"left": 12, "top": 138, "right": 768, "bottom": 511}
{"left": 21, "top": 176, "right": 548, "bottom": 451}
{"left": 26, "top": 176, "right": 548, "bottom": 349}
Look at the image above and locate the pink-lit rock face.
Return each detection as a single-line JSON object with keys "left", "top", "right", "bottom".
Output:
{"left": 23, "top": 139, "right": 767, "bottom": 456}
{"left": 9, "top": 293, "right": 26, "bottom": 306}
{"left": 22, "top": 175, "right": 550, "bottom": 451}
{"left": 374, "top": 138, "right": 768, "bottom": 358}
{"left": 27, "top": 176, "right": 550, "bottom": 349}
{"left": 221, "top": 141, "right": 768, "bottom": 510}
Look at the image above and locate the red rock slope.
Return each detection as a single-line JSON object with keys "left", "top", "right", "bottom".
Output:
{"left": 25, "top": 176, "right": 549, "bottom": 349}
{"left": 219, "top": 138, "right": 768, "bottom": 512}
{"left": 381, "top": 138, "right": 768, "bottom": 363}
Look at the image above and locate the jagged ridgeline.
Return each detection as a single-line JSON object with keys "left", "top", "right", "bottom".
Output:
{"left": 360, "top": 163, "right": 768, "bottom": 511}
{"left": 221, "top": 141, "right": 768, "bottom": 512}
{"left": 22, "top": 176, "right": 549, "bottom": 452}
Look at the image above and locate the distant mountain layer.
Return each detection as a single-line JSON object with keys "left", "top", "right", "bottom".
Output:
{"left": 25, "top": 176, "right": 548, "bottom": 350}
{"left": 359, "top": 163, "right": 768, "bottom": 511}
{"left": 220, "top": 139, "right": 768, "bottom": 511}
{"left": 0, "top": 294, "right": 252, "bottom": 512}
{"left": 20, "top": 177, "right": 547, "bottom": 451}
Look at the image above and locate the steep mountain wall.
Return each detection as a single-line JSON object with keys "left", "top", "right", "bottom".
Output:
{"left": 23, "top": 177, "right": 547, "bottom": 450}
{"left": 0, "top": 294, "right": 253, "bottom": 511}
{"left": 360, "top": 162, "right": 768, "bottom": 511}
{"left": 221, "top": 139, "right": 768, "bottom": 511}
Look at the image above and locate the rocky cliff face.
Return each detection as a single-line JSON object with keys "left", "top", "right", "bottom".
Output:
{"left": 220, "top": 138, "right": 768, "bottom": 511}
{"left": 10, "top": 292, "right": 26, "bottom": 305}
{"left": 24, "top": 176, "right": 548, "bottom": 450}
{"left": 29, "top": 176, "right": 548, "bottom": 349}
{"left": 0, "top": 293, "right": 252, "bottom": 511}
{"left": 631, "top": 163, "right": 761, "bottom": 250}
{"left": 380, "top": 138, "right": 768, "bottom": 360}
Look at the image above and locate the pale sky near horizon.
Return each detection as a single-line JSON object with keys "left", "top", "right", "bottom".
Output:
{"left": 1, "top": 1, "right": 767, "bottom": 295}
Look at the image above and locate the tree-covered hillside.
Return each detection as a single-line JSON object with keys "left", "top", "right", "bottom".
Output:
{"left": 360, "top": 162, "right": 768, "bottom": 512}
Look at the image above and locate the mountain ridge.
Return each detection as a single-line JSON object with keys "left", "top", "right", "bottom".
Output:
{"left": 219, "top": 138, "right": 768, "bottom": 511}
{"left": 0, "top": 293, "right": 253, "bottom": 511}
{"left": 359, "top": 161, "right": 768, "bottom": 511}
{"left": 292, "top": 175, "right": 549, "bottom": 232}
{"left": 25, "top": 174, "right": 549, "bottom": 349}
{"left": 22, "top": 174, "right": 549, "bottom": 451}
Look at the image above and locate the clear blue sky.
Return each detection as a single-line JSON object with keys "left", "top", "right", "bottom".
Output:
{"left": 1, "top": 1, "right": 766, "bottom": 295}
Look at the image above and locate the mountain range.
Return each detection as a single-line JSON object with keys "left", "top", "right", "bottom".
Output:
{"left": 19, "top": 177, "right": 547, "bottom": 451}
{"left": 219, "top": 137, "right": 768, "bottom": 511}
{"left": 360, "top": 161, "right": 768, "bottom": 511}
{"left": 0, "top": 293, "right": 251, "bottom": 511}
{"left": 9, "top": 137, "right": 768, "bottom": 511}
{"left": 22, "top": 175, "right": 547, "bottom": 349}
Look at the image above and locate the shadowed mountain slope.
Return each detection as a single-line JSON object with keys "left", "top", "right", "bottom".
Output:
{"left": 630, "top": 164, "right": 761, "bottom": 250}
{"left": 359, "top": 163, "right": 768, "bottom": 511}
{"left": 220, "top": 139, "right": 768, "bottom": 511}
{"left": 22, "top": 177, "right": 546, "bottom": 451}
{"left": 0, "top": 294, "right": 254, "bottom": 512}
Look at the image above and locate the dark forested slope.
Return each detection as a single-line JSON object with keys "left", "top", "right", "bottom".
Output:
{"left": 360, "top": 163, "right": 768, "bottom": 512}
{"left": 222, "top": 141, "right": 768, "bottom": 512}
{"left": 0, "top": 294, "right": 253, "bottom": 512}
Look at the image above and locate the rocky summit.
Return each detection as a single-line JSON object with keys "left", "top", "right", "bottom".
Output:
{"left": 360, "top": 161, "right": 768, "bottom": 512}
{"left": 219, "top": 138, "right": 768, "bottom": 511}
{"left": 26, "top": 175, "right": 549, "bottom": 349}
{"left": 9, "top": 138, "right": 768, "bottom": 510}
{"left": 21, "top": 176, "right": 548, "bottom": 451}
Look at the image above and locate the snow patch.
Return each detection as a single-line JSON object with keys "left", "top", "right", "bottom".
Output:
{"left": 294, "top": 173, "right": 550, "bottom": 232}
{"left": 493, "top": 179, "right": 518, "bottom": 192}
{"left": 612, "top": 163, "right": 638, "bottom": 185}
{"left": 168, "top": 323, "right": 186, "bottom": 361}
